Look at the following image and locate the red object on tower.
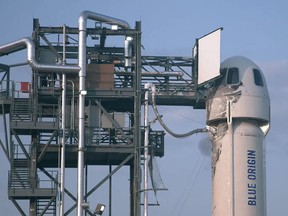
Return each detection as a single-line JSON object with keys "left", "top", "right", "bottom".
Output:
{"left": 20, "top": 82, "right": 29, "bottom": 93}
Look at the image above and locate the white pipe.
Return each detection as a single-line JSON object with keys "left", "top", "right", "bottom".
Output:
{"left": 143, "top": 83, "right": 154, "bottom": 216}
{"left": 0, "top": 37, "right": 80, "bottom": 73}
{"left": 68, "top": 80, "right": 75, "bottom": 131}
{"left": 59, "top": 25, "right": 67, "bottom": 216}
{"left": 124, "top": 37, "right": 132, "bottom": 68}
{"left": 60, "top": 73, "right": 66, "bottom": 216}
{"left": 77, "top": 11, "right": 130, "bottom": 216}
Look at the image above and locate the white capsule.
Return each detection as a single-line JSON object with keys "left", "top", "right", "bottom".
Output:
{"left": 207, "top": 56, "right": 270, "bottom": 216}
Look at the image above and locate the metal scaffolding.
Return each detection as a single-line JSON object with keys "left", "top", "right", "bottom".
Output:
{"left": 0, "top": 11, "right": 207, "bottom": 216}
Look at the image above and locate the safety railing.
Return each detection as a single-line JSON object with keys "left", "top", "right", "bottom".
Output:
{"left": 0, "top": 79, "right": 14, "bottom": 99}
{"left": 13, "top": 144, "right": 30, "bottom": 159}
{"left": 85, "top": 127, "right": 134, "bottom": 146}
{"left": 8, "top": 169, "right": 58, "bottom": 190}
{"left": 36, "top": 103, "right": 59, "bottom": 123}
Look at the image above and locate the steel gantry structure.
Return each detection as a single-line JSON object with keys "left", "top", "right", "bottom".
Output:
{"left": 0, "top": 11, "right": 210, "bottom": 216}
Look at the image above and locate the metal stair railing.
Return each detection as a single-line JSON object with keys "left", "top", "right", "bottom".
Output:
{"left": 9, "top": 169, "right": 30, "bottom": 189}
{"left": 11, "top": 98, "right": 31, "bottom": 121}
{"left": 39, "top": 132, "right": 58, "bottom": 145}
{"left": 37, "top": 198, "right": 56, "bottom": 216}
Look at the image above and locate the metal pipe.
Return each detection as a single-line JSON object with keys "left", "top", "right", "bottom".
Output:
{"left": 79, "top": 10, "right": 131, "bottom": 31}
{"left": 77, "top": 11, "right": 130, "bottom": 216}
{"left": 59, "top": 24, "right": 67, "bottom": 216}
{"left": 67, "top": 80, "right": 75, "bottom": 132}
{"left": 124, "top": 37, "right": 133, "bottom": 68}
{"left": 141, "top": 71, "right": 184, "bottom": 77}
{"left": 143, "top": 83, "right": 155, "bottom": 216}
{"left": 0, "top": 37, "right": 80, "bottom": 73}
{"left": 144, "top": 83, "right": 149, "bottom": 216}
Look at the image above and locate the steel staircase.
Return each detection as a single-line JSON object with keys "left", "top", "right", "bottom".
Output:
{"left": 11, "top": 98, "right": 31, "bottom": 121}
{"left": 9, "top": 168, "right": 30, "bottom": 189}
{"left": 37, "top": 198, "right": 57, "bottom": 216}
{"left": 39, "top": 132, "right": 58, "bottom": 145}
{"left": 10, "top": 157, "right": 30, "bottom": 189}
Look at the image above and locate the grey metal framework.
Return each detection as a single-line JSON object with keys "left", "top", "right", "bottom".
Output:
{"left": 0, "top": 15, "right": 205, "bottom": 216}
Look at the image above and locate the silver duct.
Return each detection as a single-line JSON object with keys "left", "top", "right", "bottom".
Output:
{"left": 77, "top": 11, "right": 130, "bottom": 216}
{"left": 124, "top": 37, "right": 133, "bottom": 67}
{"left": 59, "top": 24, "right": 67, "bottom": 216}
{"left": 0, "top": 37, "right": 80, "bottom": 73}
{"left": 143, "top": 83, "right": 155, "bottom": 216}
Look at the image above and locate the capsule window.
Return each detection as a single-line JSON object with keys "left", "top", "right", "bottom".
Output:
{"left": 253, "top": 69, "right": 264, "bottom": 86}
{"left": 227, "top": 68, "right": 239, "bottom": 85}
{"left": 216, "top": 68, "right": 227, "bottom": 86}
{"left": 220, "top": 68, "right": 227, "bottom": 76}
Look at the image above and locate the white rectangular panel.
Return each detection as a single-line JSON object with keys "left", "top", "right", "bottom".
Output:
{"left": 197, "top": 28, "right": 222, "bottom": 85}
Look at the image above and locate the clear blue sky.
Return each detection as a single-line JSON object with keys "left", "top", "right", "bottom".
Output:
{"left": 0, "top": 0, "right": 287, "bottom": 215}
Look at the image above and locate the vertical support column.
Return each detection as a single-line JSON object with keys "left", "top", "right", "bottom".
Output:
{"left": 29, "top": 133, "right": 38, "bottom": 216}
{"left": 130, "top": 164, "right": 135, "bottom": 216}
{"left": 109, "top": 165, "right": 112, "bottom": 216}
{"left": 84, "top": 165, "right": 88, "bottom": 216}
{"left": 30, "top": 22, "right": 39, "bottom": 215}
{"left": 133, "top": 21, "right": 142, "bottom": 216}
{"left": 32, "top": 18, "right": 40, "bottom": 103}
